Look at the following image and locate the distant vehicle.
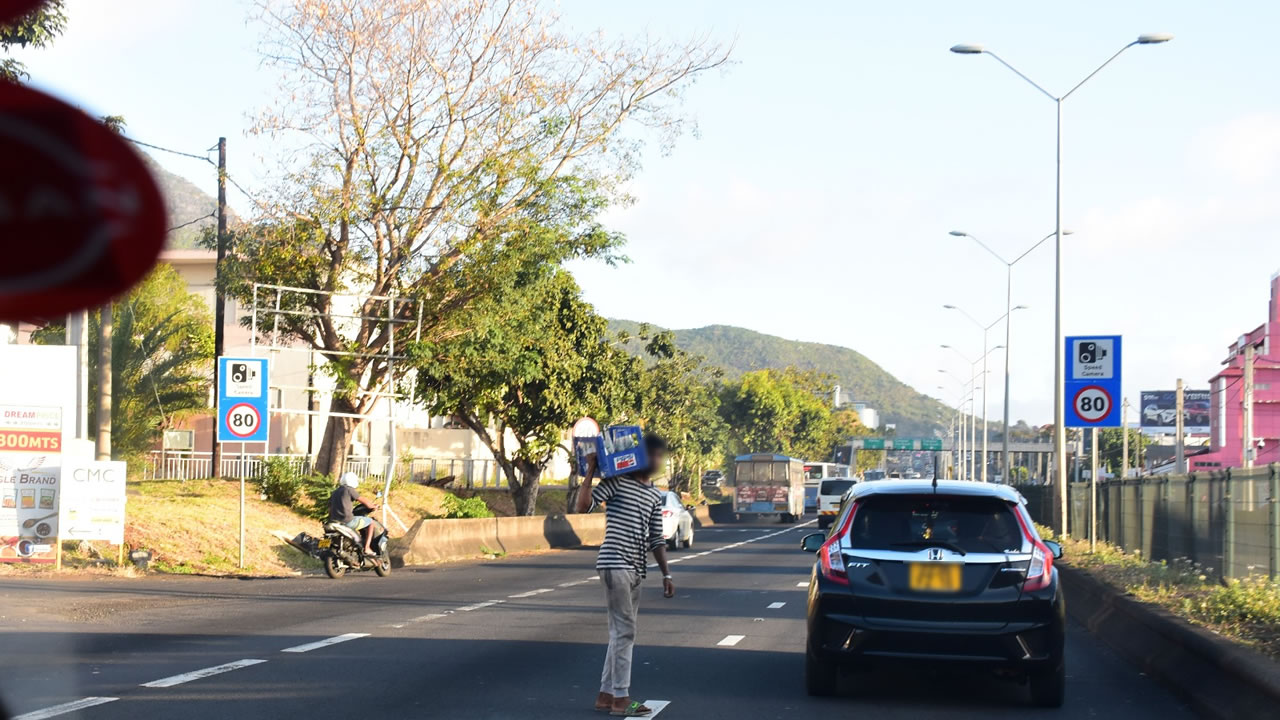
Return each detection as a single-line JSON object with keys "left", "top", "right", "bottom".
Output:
{"left": 887, "top": 472, "right": 903, "bottom": 480}
{"left": 659, "top": 491, "right": 694, "bottom": 550}
{"left": 799, "top": 480, "right": 1066, "bottom": 706}
{"left": 862, "top": 470, "right": 886, "bottom": 482}
{"left": 701, "top": 470, "right": 725, "bottom": 488}
{"left": 906, "top": 471, "right": 922, "bottom": 479}
{"left": 733, "top": 453, "right": 805, "bottom": 522}
{"left": 803, "top": 462, "right": 851, "bottom": 513}
{"left": 816, "top": 477, "right": 856, "bottom": 529}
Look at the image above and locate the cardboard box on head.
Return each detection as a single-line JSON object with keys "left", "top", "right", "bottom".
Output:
{"left": 595, "top": 426, "right": 649, "bottom": 478}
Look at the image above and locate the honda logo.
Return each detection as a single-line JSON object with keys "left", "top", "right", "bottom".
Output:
{"left": 927, "top": 547, "right": 944, "bottom": 561}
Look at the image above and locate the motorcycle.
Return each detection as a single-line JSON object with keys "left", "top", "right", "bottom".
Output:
{"left": 290, "top": 500, "right": 391, "bottom": 579}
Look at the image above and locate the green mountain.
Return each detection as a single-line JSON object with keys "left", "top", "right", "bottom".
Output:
{"left": 609, "top": 320, "right": 949, "bottom": 437}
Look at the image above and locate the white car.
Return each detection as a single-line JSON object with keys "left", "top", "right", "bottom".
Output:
{"left": 659, "top": 491, "right": 694, "bottom": 550}
{"left": 816, "top": 477, "right": 857, "bottom": 530}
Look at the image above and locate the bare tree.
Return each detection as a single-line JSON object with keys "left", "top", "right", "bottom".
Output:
{"left": 232, "top": 0, "right": 729, "bottom": 477}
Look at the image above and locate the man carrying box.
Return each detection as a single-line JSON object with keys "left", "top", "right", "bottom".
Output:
{"left": 574, "top": 432, "right": 674, "bottom": 717}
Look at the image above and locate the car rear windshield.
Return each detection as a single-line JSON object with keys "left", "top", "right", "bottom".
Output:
{"left": 845, "top": 494, "right": 1025, "bottom": 554}
{"left": 819, "top": 479, "right": 855, "bottom": 496}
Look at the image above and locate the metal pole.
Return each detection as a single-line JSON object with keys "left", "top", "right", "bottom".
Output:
{"left": 1054, "top": 99, "right": 1068, "bottom": 537}
{"left": 1002, "top": 265, "right": 1012, "bottom": 483}
{"left": 1121, "top": 399, "right": 1130, "bottom": 481}
{"left": 212, "top": 137, "right": 228, "bottom": 478}
{"left": 239, "top": 442, "right": 245, "bottom": 569}
{"left": 1243, "top": 345, "right": 1255, "bottom": 468}
{"left": 981, "top": 329, "right": 989, "bottom": 483}
{"left": 1175, "top": 379, "right": 1186, "bottom": 473}
{"left": 968, "top": 366, "right": 976, "bottom": 481}
{"left": 1091, "top": 427, "right": 1098, "bottom": 552}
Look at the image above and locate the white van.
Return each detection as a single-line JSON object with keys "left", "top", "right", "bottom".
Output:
{"left": 816, "top": 477, "right": 857, "bottom": 530}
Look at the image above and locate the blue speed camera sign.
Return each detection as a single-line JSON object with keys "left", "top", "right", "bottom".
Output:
{"left": 217, "top": 357, "right": 269, "bottom": 443}
{"left": 1064, "top": 336, "right": 1121, "bottom": 428}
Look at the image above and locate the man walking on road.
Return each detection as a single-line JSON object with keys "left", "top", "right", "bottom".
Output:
{"left": 574, "top": 433, "right": 674, "bottom": 717}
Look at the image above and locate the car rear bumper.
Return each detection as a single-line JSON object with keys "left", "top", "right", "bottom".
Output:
{"left": 809, "top": 612, "right": 1063, "bottom": 669}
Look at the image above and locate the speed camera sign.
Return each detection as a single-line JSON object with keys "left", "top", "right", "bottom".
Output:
{"left": 217, "top": 357, "right": 269, "bottom": 443}
{"left": 224, "top": 403, "right": 262, "bottom": 438}
{"left": 1072, "top": 386, "right": 1112, "bottom": 424}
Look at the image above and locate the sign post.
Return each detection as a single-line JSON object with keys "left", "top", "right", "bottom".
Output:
{"left": 1064, "top": 335, "right": 1121, "bottom": 539}
{"left": 217, "top": 357, "right": 269, "bottom": 569}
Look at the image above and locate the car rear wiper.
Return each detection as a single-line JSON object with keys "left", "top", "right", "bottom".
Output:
{"left": 889, "top": 540, "right": 967, "bottom": 556}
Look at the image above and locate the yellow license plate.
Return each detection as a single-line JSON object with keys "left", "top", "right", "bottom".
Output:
{"left": 908, "top": 563, "right": 962, "bottom": 592}
{"left": 317, "top": 538, "right": 331, "bottom": 548}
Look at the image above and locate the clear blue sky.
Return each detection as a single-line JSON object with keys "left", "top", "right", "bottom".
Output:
{"left": 21, "top": 0, "right": 1280, "bottom": 426}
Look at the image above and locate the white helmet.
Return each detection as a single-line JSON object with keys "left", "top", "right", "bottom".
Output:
{"left": 339, "top": 472, "right": 360, "bottom": 489}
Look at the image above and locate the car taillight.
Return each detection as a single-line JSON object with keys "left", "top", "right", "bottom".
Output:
{"left": 1012, "top": 504, "right": 1053, "bottom": 591}
{"left": 818, "top": 501, "right": 857, "bottom": 586}
{"left": 662, "top": 510, "right": 673, "bottom": 518}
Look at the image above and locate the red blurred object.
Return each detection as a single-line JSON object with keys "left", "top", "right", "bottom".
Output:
{"left": 0, "top": 1, "right": 50, "bottom": 27}
{"left": 0, "top": 81, "right": 166, "bottom": 321}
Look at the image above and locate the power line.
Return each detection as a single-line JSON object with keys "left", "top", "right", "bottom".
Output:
{"left": 125, "top": 137, "right": 215, "bottom": 166}
{"left": 167, "top": 211, "right": 217, "bottom": 233}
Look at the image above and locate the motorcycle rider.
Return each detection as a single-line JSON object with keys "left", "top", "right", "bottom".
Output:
{"left": 328, "top": 472, "right": 382, "bottom": 557}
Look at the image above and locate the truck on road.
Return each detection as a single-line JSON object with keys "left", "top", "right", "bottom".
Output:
{"left": 733, "top": 453, "right": 805, "bottom": 522}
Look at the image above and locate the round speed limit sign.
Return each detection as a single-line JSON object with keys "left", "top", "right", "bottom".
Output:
{"left": 225, "top": 403, "right": 262, "bottom": 438}
{"left": 1072, "top": 385, "right": 1112, "bottom": 424}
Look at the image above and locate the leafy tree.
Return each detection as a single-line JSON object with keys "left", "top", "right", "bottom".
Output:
{"left": 719, "top": 367, "right": 835, "bottom": 462}
{"left": 1097, "top": 427, "right": 1149, "bottom": 474}
{"left": 412, "top": 269, "right": 631, "bottom": 515}
{"left": 231, "top": 0, "right": 729, "bottom": 478}
{"left": 0, "top": 0, "right": 66, "bottom": 83}
{"left": 34, "top": 265, "right": 215, "bottom": 459}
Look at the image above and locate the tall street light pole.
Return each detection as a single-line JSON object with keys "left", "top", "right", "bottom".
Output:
{"left": 950, "top": 230, "right": 1071, "bottom": 481}
{"left": 943, "top": 344, "right": 1004, "bottom": 481}
{"left": 945, "top": 307, "right": 1022, "bottom": 482}
{"left": 939, "top": 368, "right": 975, "bottom": 481}
{"left": 951, "top": 33, "right": 1172, "bottom": 529}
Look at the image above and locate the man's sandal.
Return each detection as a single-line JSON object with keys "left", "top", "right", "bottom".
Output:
{"left": 610, "top": 701, "right": 652, "bottom": 717}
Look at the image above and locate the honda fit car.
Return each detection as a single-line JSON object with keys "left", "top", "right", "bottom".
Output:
{"left": 800, "top": 480, "right": 1066, "bottom": 706}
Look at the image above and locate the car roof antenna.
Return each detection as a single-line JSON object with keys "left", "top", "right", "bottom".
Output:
{"left": 932, "top": 474, "right": 938, "bottom": 493}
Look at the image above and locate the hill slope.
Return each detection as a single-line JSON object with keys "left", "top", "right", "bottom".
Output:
{"left": 142, "top": 157, "right": 241, "bottom": 249}
{"left": 609, "top": 320, "right": 948, "bottom": 437}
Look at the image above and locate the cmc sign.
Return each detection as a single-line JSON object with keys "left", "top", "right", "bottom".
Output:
{"left": 60, "top": 461, "right": 128, "bottom": 545}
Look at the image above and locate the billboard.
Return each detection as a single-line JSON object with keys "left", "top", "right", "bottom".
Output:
{"left": 1140, "top": 390, "right": 1211, "bottom": 435}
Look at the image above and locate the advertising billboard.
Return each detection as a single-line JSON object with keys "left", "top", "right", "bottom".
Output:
{"left": 1140, "top": 390, "right": 1211, "bottom": 435}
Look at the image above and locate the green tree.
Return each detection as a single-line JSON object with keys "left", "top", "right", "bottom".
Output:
{"left": 0, "top": 0, "right": 66, "bottom": 83}
{"left": 412, "top": 269, "right": 630, "bottom": 515}
{"left": 1097, "top": 427, "right": 1149, "bottom": 475}
{"left": 34, "top": 265, "right": 214, "bottom": 459}
{"left": 718, "top": 368, "right": 835, "bottom": 462}
{"left": 231, "top": 0, "right": 728, "bottom": 478}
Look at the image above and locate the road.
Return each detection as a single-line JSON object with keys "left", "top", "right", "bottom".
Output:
{"left": 0, "top": 522, "right": 1196, "bottom": 719}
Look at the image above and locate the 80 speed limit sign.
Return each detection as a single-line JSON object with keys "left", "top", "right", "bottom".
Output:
{"left": 224, "top": 403, "right": 262, "bottom": 438}
{"left": 1072, "top": 385, "right": 1112, "bottom": 424}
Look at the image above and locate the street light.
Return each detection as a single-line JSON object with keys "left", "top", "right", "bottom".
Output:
{"left": 939, "top": 368, "right": 978, "bottom": 481}
{"left": 942, "top": 343, "right": 1003, "bottom": 481}
{"left": 950, "top": 34, "right": 1171, "bottom": 528}
{"left": 951, "top": 229, "right": 1072, "bottom": 482}
{"left": 945, "top": 306, "right": 1021, "bottom": 482}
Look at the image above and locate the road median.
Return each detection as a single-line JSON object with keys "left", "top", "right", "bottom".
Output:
{"left": 392, "top": 513, "right": 606, "bottom": 566}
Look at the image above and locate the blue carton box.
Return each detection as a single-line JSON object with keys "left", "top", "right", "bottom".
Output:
{"left": 595, "top": 425, "right": 649, "bottom": 478}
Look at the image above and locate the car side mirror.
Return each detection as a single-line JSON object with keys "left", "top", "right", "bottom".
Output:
{"left": 800, "top": 532, "right": 825, "bottom": 553}
{"left": 1043, "top": 540, "right": 1063, "bottom": 560}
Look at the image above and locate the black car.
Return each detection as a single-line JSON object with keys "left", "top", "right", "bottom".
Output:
{"left": 799, "top": 480, "right": 1066, "bottom": 706}
{"left": 701, "top": 470, "right": 725, "bottom": 488}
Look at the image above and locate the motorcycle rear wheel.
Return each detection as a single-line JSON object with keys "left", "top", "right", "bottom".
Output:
{"left": 374, "top": 553, "right": 391, "bottom": 577}
{"left": 324, "top": 553, "right": 345, "bottom": 579}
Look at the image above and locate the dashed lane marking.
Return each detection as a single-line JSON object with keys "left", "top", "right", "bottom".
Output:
{"left": 508, "top": 588, "right": 554, "bottom": 598}
{"left": 141, "top": 659, "right": 268, "bottom": 688}
{"left": 642, "top": 700, "right": 671, "bottom": 716}
{"left": 767, "top": 602, "right": 786, "bottom": 609}
{"left": 717, "top": 635, "right": 746, "bottom": 647}
{"left": 456, "top": 600, "right": 505, "bottom": 612}
{"left": 796, "top": 582, "right": 808, "bottom": 587}
{"left": 282, "top": 633, "right": 369, "bottom": 653}
{"left": 13, "top": 698, "right": 119, "bottom": 720}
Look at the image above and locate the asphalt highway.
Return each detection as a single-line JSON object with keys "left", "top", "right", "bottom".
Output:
{"left": 0, "top": 522, "right": 1197, "bottom": 719}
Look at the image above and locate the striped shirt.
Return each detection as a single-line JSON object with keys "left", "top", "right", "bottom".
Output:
{"left": 592, "top": 476, "right": 664, "bottom": 577}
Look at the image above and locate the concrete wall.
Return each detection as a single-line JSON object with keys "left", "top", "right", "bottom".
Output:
{"left": 393, "top": 513, "right": 607, "bottom": 566}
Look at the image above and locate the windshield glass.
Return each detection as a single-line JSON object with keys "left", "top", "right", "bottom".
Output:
{"left": 846, "top": 494, "right": 1025, "bottom": 554}
{"left": 819, "top": 479, "right": 855, "bottom": 496}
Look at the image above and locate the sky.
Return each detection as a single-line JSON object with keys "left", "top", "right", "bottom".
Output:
{"left": 18, "top": 0, "right": 1280, "bottom": 427}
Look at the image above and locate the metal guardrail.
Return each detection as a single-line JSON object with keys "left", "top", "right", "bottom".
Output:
{"left": 1021, "top": 465, "right": 1280, "bottom": 580}
{"left": 143, "top": 451, "right": 515, "bottom": 489}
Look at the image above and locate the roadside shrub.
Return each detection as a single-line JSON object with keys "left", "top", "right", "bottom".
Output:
{"left": 298, "top": 473, "right": 335, "bottom": 522}
{"left": 440, "top": 494, "right": 493, "bottom": 519}
{"left": 257, "top": 458, "right": 304, "bottom": 506}
{"left": 1184, "top": 577, "right": 1280, "bottom": 627}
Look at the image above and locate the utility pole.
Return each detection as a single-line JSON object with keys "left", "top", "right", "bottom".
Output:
{"left": 1243, "top": 344, "right": 1256, "bottom": 468}
{"left": 211, "top": 137, "right": 227, "bottom": 478}
{"left": 1121, "top": 398, "right": 1130, "bottom": 481}
{"left": 67, "top": 312, "right": 90, "bottom": 441}
{"left": 95, "top": 303, "right": 112, "bottom": 460}
{"left": 1175, "top": 379, "right": 1186, "bottom": 474}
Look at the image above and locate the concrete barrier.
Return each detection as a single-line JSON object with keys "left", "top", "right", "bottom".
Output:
{"left": 1061, "top": 565, "right": 1280, "bottom": 719}
{"left": 392, "top": 513, "right": 606, "bottom": 567}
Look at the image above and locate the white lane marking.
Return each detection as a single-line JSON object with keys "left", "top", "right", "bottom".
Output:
{"left": 14, "top": 698, "right": 119, "bottom": 720}
{"left": 667, "top": 558, "right": 685, "bottom": 563}
{"left": 508, "top": 588, "right": 554, "bottom": 598}
{"left": 767, "top": 602, "right": 786, "bottom": 609}
{"left": 558, "top": 579, "right": 591, "bottom": 588}
{"left": 282, "top": 633, "right": 369, "bottom": 653}
{"left": 141, "top": 659, "right": 267, "bottom": 688}
{"left": 642, "top": 700, "right": 671, "bottom": 716}
{"left": 410, "top": 613, "right": 448, "bottom": 623}
{"left": 717, "top": 635, "right": 746, "bottom": 647}
{"left": 456, "top": 600, "right": 504, "bottom": 612}
{"left": 796, "top": 582, "right": 809, "bottom": 587}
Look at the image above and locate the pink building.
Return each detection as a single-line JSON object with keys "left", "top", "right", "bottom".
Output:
{"left": 1192, "top": 272, "right": 1280, "bottom": 470}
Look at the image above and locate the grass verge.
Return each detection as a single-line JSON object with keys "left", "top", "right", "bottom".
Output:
{"left": 1038, "top": 524, "right": 1280, "bottom": 659}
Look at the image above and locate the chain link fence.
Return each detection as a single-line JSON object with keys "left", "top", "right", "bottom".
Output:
{"left": 1022, "top": 464, "right": 1280, "bottom": 580}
